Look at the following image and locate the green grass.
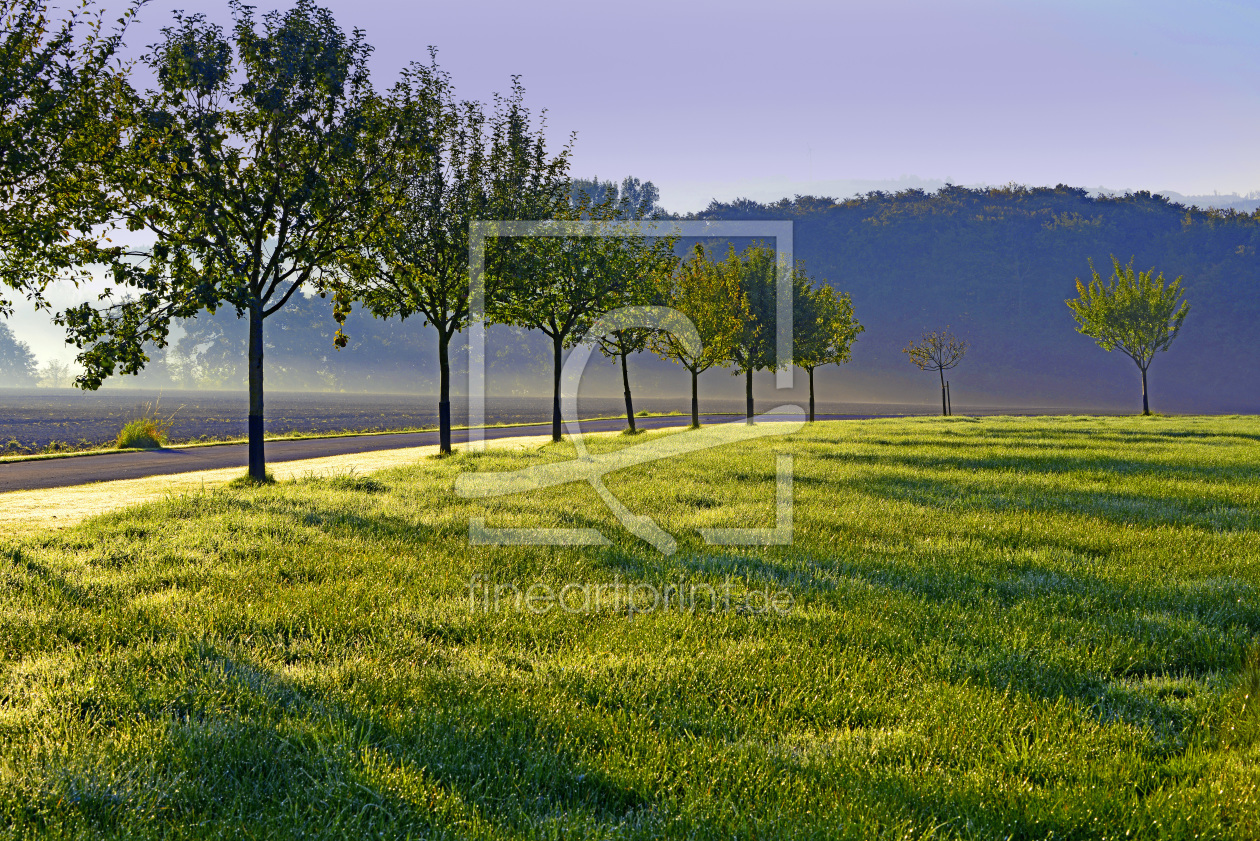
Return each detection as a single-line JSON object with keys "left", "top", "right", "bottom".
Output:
{"left": 2, "top": 415, "right": 1259, "bottom": 839}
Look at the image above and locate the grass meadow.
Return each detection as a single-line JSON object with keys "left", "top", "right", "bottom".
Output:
{"left": 1, "top": 415, "right": 1258, "bottom": 839}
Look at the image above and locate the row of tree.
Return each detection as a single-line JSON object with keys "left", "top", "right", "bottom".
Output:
{"left": 2, "top": 0, "right": 865, "bottom": 479}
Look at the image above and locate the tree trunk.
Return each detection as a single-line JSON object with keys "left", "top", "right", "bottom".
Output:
{"left": 807, "top": 366, "right": 815, "bottom": 423}
{"left": 745, "top": 366, "right": 754, "bottom": 423}
{"left": 438, "top": 328, "right": 452, "bottom": 454}
{"left": 620, "top": 348, "right": 635, "bottom": 432}
{"left": 247, "top": 301, "right": 266, "bottom": 481}
{"left": 551, "top": 334, "right": 563, "bottom": 442}
{"left": 1141, "top": 366, "right": 1150, "bottom": 415}
{"left": 690, "top": 367, "right": 699, "bottom": 428}
{"left": 938, "top": 367, "right": 947, "bottom": 416}
{"left": 946, "top": 381, "right": 952, "bottom": 416}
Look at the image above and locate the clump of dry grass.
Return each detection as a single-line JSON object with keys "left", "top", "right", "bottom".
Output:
{"left": 115, "top": 397, "right": 181, "bottom": 449}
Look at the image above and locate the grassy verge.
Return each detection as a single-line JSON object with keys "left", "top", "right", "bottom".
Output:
{"left": 0, "top": 411, "right": 720, "bottom": 464}
{"left": 1, "top": 415, "right": 1258, "bottom": 838}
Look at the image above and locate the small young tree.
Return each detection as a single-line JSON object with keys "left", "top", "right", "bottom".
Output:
{"left": 496, "top": 207, "right": 673, "bottom": 443}
{"left": 721, "top": 243, "right": 777, "bottom": 422}
{"left": 651, "top": 245, "right": 746, "bottom": 428}
{"left": 903, "top": 327, "right": 967, "bottom": 415}
{"left": 1066, "top": 256, "right": 1189, "bottom": 415}
{"left": 345, "top": 55, "right": 571, "bottom": 453}
{"left": 61, "top": 1, "right": 408, "bottom": 481}
{"left": 793, "top": 280, "right": 862, "bottom": 422}
{"left": 585, "top": 246, "right": 677, "bottom": 433}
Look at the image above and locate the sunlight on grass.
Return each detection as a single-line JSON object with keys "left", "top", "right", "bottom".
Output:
{"left": 1, "top": 415, "right": 1258, "bottom": 838}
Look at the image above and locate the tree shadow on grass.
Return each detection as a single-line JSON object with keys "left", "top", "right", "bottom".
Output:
{"left": 822, "top": 443, "right": 1260, "bottom": 482}
{"left": 819, "top": 466, "right": 1260, "bottom": 533}
{"left": 29, "top": 641, "right": 650, "bottom": 838}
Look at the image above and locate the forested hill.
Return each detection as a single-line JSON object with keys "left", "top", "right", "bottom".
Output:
{"left": 694, "top": 185, "right": 1260, "bottom": 413}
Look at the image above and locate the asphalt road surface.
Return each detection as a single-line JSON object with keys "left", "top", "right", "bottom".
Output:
{"left": 0, "top": 412, "right": 878, "bottom": 492}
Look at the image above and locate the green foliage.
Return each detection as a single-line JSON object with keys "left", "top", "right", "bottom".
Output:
{"left": 114, "top": 419, "right": 163, "bottom": 449}
{"left": 57, "top": 0, "right": 415, "bottom": 480}
{"left": 3, "top": 417, "right": 1260, "bottom": 837}
{"left": 652, "top": 245, "right": 746, "bottom": 375}
{"left": 718, "top": 242, "right": 778, "bottom": 377}
{"left": 60, "top": 1, "right": 402, "bottom": 388}
{"left": 226, "top": 470, "right": 276, "bottom": 487}
{"left": 1067, "top": 256, "right": 1190, "bottom": 368}
{"left": 792, "top": 278, "right": 863, "bottom": 372}
{"left": 1066, "top": 256, "right": 1189, "bottom": 414}
{"left": 493, "top": 192, "right": 677, "bottom": 441}
{"left": 341, "top": 51, "right": 571, "bottom": 451}
{"left": 0, "top": 0, "right": 142, "bottom": 317}
{"left": 0, "top": 321, "right": 38, "bottom": 385}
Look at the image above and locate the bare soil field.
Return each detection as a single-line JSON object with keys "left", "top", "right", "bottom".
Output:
{"left": 0, "top": 387, "right": 1098, "bottom": 454}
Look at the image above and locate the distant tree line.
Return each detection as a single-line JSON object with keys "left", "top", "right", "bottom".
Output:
{"left": 695, "top": 187, "right": 1244, "bottom": 412}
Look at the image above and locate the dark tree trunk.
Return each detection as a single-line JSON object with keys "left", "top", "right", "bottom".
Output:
{"left": 438, "top": 328, "right": 452, "bottom": 454}
{"left": 551, "top": 334, "right": 563, "bottom": 442}
{"left": 745, "top": 367, "right": 754, "bottom": 423}
{"left": 620, "top": 348, "right": 635, "bottom": 433}
{"left": 690, "top": 368, "right": 699, "bottom": 428}
{"left": 807, "top": 367, "right": 815, "bottom": 423}
{"left": 938, "top": 367, "right": 947, "bottom": 416}
{"left": 946, "top": 381, "right": 952, "bottom": 416}
{"left": 1141, "top": 366, "right": 1150, "bottom": 415}
{"left": 247, "top": 301, "right": 266, "bottom": 481}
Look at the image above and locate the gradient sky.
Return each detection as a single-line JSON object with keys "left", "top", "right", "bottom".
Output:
{"left": 111, "top": 0, "right": 1260, "bottom": 213}
{"left": 17, "top": 0, "right": 1260, "bottom": 365}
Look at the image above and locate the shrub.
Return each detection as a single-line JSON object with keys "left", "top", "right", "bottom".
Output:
{"left": 114, "top": 397, "right": 181, "bottom": 449}
{"left": 115, "top": 419, "right": 165, "bottom": 449}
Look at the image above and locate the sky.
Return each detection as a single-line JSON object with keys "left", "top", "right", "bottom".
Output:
{"left": 16, "top": 0, "right": 1260, "bottom": 364}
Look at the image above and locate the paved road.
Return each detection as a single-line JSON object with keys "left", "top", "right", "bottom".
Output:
{"left": 0, "top": 412, "right": 880, "bottom": 492}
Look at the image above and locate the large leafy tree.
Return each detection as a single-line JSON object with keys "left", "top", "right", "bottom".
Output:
{"left": 344, "top": 53, "right": 570, "bottom": 453}
{"left": 1066, "top": 256, "right": 1189, "bottom": 415}
{"left": 61, "top": 0, "right": 409, "bottom": 480}
{"left": 792, "top": 279, "right": 862, "bottom": 422}
{"left": 903, "top": 327, "right": 968, "bottom": 415}
{"left": 0, "top": 321, "right": 38, "bottom": 385}
{"left": 0, "top": 0, "right": 143, "bottom": 317}
{"left": 651, "top": 244, "right": 746, "bottom": 428}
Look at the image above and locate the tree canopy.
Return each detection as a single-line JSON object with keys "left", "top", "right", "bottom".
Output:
{"left": 1066, "top": 256, "right": 1189, "bottom": 414}
{"left": 793, "top": 279, "right": 862, "bottom": 421}
{"left": 342, "top": 53, "right": 570, "bottom": 452}
{"left": 60, "top": 0, "right": 409, "bottom": 479}
{"left": 903, "top": 328, "right": 967, "bottom": 415}
{"left": 0, "top": 0, "right": 142, "bottom": 317}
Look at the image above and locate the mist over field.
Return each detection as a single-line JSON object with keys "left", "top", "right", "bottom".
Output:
{"left": 7, "top": 185, "right": 1256, "bottom": 416}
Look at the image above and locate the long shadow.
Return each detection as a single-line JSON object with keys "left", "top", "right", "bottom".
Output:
{"left": 802, "top": 449, "right": 1260, "bottom": 533}
{"left": 37, "top": 639, "right": 648, "bottom": 837}
{"left": 820, "top": 442, "right": 1260, "bottom": 482}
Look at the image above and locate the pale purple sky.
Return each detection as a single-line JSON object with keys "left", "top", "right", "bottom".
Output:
{"left": 115, "top": 0, "right": 1260, "bottom": 213}
{"left": 18, "top": 0, "right": 1260, "bottom": 366}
